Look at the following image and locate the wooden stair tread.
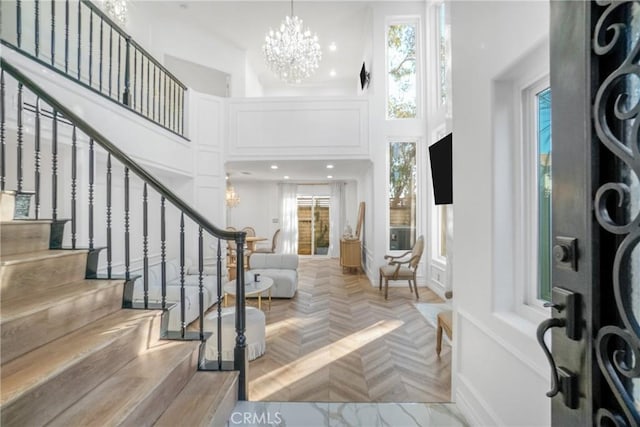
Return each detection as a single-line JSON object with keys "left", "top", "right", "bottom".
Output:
{"left": 0, "top": 249, "right": 88, "bottom": 266}
{"left": 48, "top": 341, "right": 200, "bottom": 427}
{"left": 155, "top": 371, "right": 239, "bottom": 427}
{"left": 0, "top": 309, "right": 162, "bottom": 406}
{"left": 0, "top": 279, "right": 125, "bottom": 321}
{"left": 0, "top": 220, "right": 53, "bottom": 224}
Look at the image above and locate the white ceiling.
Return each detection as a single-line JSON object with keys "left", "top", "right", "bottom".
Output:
{"left": 226, "top": 159, "right": 372, "bottom": 182}
{"left": 133, "top": 1, "right": 388, "bottom": 183}
{"left": 138, "top": 1, "right": 374, "bottom": 94}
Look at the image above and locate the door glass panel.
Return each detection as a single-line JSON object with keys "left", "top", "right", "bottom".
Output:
{"left": 537, "top": 87, "right": 552, "bottom": 302}
{"left": 297, "top": 196, "right": 330, "bottom": 256}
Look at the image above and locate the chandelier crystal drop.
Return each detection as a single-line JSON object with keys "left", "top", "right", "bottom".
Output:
{"left": 263, "top": 1, "right": 322, "bottom": 83}
{"left": 99, "top": 0, "right": 128, "bottom": 26}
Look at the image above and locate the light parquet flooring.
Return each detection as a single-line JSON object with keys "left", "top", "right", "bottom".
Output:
{"left": 247, "top": 257, "right": 451, "bottom": 403}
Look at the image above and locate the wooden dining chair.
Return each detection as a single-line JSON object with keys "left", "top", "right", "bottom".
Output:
{"left": 253, "top": 229, "right": 280, "bottom": 254}
{"left": 378, "top": 235, "right": 424, "bottom": 300}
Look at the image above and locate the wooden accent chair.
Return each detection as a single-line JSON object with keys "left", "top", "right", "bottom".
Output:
{"left": 379, "top": 235, "right": 424, "bottom": 300}
{"left": 241, "top": 226, "right": 256, "bottom": 237}
{"left": 253, "top": 229, "right": 280, "bottom": 254}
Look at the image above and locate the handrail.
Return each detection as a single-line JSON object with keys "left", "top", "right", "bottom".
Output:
{"left": 79, "top": 0, "right": 187, "bottom": 90}
{"left": 0, "top": 57, "right": 238, "bottom": 242}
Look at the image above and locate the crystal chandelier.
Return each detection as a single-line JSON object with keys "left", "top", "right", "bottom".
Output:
{"left": 226, "top": 183, "right": 240, "bottom": 208}
{"left": 263, "top": 0, "right": 322, "bottom": 83}
{"left": 99, "top": 0, "right": 128, "bottom": 26}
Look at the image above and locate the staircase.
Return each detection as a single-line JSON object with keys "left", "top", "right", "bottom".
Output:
{"left": 0, "top": 215, "right": 238, "bottom": 425}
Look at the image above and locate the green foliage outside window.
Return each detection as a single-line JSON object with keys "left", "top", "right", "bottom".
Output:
{"left": 387, "top": 23, "right": 417, "bottom": 119}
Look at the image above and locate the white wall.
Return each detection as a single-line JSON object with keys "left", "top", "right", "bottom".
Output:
{"left": 226, "top": 180, "right": 360, "bottom": 252}
{"left": 126, "top": 3, "right": 250, "bottom": 98}
{"left": 366, "top": 2, "right": 429, "bottom": 288}
{"left": 451, "top": 2, "right": 550, "bottom": 425}
{"left": 226, "top": 97, "right": 370, "bottom": 161}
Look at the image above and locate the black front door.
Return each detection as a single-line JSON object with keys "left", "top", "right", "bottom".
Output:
{"left": 543, "top": 1, "right": 640, "bottom": 425}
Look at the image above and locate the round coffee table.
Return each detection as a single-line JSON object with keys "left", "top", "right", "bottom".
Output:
{"left": 223, "top": 276, "right": 273, "bottom": 310}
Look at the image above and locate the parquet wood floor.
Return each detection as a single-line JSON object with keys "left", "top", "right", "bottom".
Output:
{"left": 246, "top": 257, "right": 451, "bottom": 403}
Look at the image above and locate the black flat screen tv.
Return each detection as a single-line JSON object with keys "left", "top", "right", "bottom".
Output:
{"left": 429, "top": 133, "right": 452, "bottom": 205}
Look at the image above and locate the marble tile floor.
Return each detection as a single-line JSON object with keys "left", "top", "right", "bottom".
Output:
{"left": 226, "top": 401, "right": 468, "bottom": 427}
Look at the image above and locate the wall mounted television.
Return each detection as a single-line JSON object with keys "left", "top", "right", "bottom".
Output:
{"left": 429, "top": 133, "right": 453, "bottom": 205}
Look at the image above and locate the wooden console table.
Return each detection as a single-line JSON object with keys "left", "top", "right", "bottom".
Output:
{"left": 340, "top": 239, "right": 361, "bottom": 272}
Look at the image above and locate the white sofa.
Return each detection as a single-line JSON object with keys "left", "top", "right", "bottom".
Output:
{"left": 248, "top": 253, "right": 299, "bottom": 298}
{"left": 131, "top": 258, "right": 222, "bottom": 330}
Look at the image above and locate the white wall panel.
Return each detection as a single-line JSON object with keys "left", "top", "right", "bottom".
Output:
{"left": 227, "top": 98, "right": 369, "bottom": 159}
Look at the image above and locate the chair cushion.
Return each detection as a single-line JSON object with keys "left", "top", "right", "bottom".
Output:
{"left": 380, "top": 264, "right": 414, "bottom": 279}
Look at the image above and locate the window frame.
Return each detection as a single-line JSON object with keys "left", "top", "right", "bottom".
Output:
{"left": 429, "top": 124, "right": 448, "bottom": 266}
{"left": 515, "top": 75, "right": 552, "bottom": 320}
{"left": 385, "top": 16, "right": 423, "bottom": 121}
{"left": 386, "top": 138, "right": 420, "bottom": 253}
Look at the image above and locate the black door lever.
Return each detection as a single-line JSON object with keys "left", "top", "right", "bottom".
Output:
{"left": 537, "top": 317, "right": 566, "bottom": 397}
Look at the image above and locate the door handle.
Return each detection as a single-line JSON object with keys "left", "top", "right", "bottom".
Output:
{"left": 537, "top": 317, "right": 566, "bottom": 397}
{"left": 536, "top": 287, "right": 582, "bottom": 409}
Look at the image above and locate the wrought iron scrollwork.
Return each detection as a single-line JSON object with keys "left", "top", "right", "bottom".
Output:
{"left": 593, "top": 1, "right": 640, "bottom": 426}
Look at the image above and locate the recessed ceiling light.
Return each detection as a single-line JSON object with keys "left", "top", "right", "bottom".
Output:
{"left": 284, "top": 175, "right": 290, "bottom": 180}
{"left": 327, "top": 175, "right": 333, "bottom": 179}
{"left": 326, "top": 164, "right": 334, "bottom": 169}
{"left": 329, "top": 42, "right": 337, "bottom": 52}
{"left": 225, "top": 175, "right": 229, "bottom": 180}
{"left": 329, "top": 69, "right": 336, "bottom": 77}
{"left": 270, "top": 165, "right": 278, "bottom": 170}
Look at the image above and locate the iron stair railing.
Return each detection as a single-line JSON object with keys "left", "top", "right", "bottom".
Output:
{"left": 0, "top": 57, "right": 250, "bottom": 400}
{"left": 1, "top": 0, "right": 187, "bottom": 137}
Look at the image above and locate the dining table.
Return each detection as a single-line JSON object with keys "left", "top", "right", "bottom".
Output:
{"left": 245, "top": 236, "right": 267, "bottom": 252}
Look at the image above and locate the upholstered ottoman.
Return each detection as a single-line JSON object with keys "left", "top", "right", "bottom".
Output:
{"left": 203, "top": 307, "right": 266, "bottom": 361}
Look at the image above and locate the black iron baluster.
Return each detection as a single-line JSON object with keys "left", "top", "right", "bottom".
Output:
{"left": 123, "top": 37, "right": 130, "bottom": 106}
{"left": 173, "top": 81, "right": 177, "bottom": 132}
{"left": 180, "top": 88, "right": 185, "bottom": 135}
{"left": 143, "top": 183, "right": 149, "bottom": 308}
{"left": 124, "top": 167, "right": 130, "bottom": 279}
{"left": 216, "top": 239, "right": 223, "bottom": 368}
{"left": 163, "top": 73, "right": 167, "bottom": 126}
{"left": 146, "top": 58, "right": 150, "bottom": 117}
{"left": 77, "top": 1, "right": 81, "bottom": 79}
{"left": 160, "top": 196, "right": 166, "bottom": 309}
{"left": 51, "top": 0, "right": 55, "bottom": 66}
{"left": 198, "top": 226, "right": 204, "bottom": 340}
{"left": 89, "top": 10, "right": 93, "bottom": 85}
{"left": 64, "top": 0, "right": 69, "bottom": 73}
{"left": 139, "top": 53, "right": 144, "bottom": 112}
{"left": 153, "top": 65, "right": 157, "bottom": 121}
{"left": 180, "top": 212, "right": 186, "bottom": 337}
{"left": 132, "top": 48, "right": 137, "bottom": 110}
{"left": 117, "top": 35, "right": 121, "bottom": 101}
{"left": 88, "top": 138, "right": 94, "bottom": 249}
{"left": 34, "top": 98, "right": 41, "bottom": 219}
{"left": 99, "top": 18, "right": 103, "bottom": 91}
{"left": 106, "top": 153, "right": 112, "bottom": 278}
{"left": 235, "top": 237, "right": 248, "bottom": 400}
{"left": 51, "top": 110, "right": 58, "bottom": 220}
{"left": 16, "top": 0, "right": 22, "bottom": 48}
{"left": 71, "top": 126, "right": 77, "bottom": 248}
{"left": 108, "top": 27, "right": 113, "bottom": 97}
{"left": 16, "top": 83, "right": 23, "bottom": 193}
{"left": 1, "top": 70, "right": 5, "bottom": 191}
{"left": 35, "top": 0, "right": 39, "bottom": 56}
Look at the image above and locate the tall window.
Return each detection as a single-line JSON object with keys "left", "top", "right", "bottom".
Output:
{"left": 387, "top": 20, "right": 418, "bottom": 119}
{"left": 437, "top": 3, "right": 449, "bottom": 106}
{"left": 389, "top": 142, "right": 417, "bottom": 250}
{"left": 536, "top": 87, "right": 552, "bottom": 302}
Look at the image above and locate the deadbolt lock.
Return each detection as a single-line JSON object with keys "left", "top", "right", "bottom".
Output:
{"left": 553, "top": 237, "right": 578, "bottom": 271}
